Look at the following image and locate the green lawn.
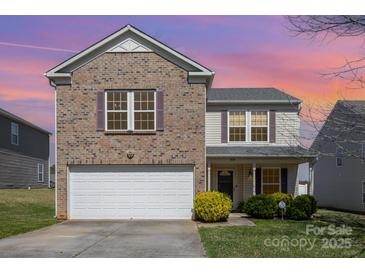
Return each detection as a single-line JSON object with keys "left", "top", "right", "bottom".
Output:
{"left": 0, "top": 189, "right": 59, "bottom": 239}
{"left": 199, "top": 209, "right": 365, "bottom": 257}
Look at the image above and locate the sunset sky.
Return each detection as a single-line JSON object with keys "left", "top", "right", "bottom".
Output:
{"left": 1, "top": 16, "right": 365, "bottom": 163}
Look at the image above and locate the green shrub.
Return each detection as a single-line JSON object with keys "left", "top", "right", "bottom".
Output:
{"left": 244, "top": 194, "right": 277, "bottom": 219}
{"left": 287, "top": 195, "right": 317, "bottom": 220}
{"left": 270, "top": 192, "right": 293, "bottom": 216}
{"left": 237, "top": 201, "right": 245, "bottom": 213}
{"left": 194, "top": 191, "right": 233, "bottom": 222}
{"left": 301, "top": 195, "right": 317, "bottom": 215}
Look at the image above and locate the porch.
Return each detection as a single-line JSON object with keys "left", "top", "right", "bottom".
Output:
{"left": 206, "top": 146, "right": 317, "bottom": 209}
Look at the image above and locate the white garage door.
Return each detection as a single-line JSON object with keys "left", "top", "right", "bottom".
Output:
{"left": 69, "top": 165, "right": 194, "bottom": 219}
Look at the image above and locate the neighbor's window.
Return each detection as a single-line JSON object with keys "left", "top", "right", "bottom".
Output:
{"left": 336, "top": 147, "right": 344, "bottom": 167}
{"left": 362, "top": 144, "right": 365, "bottom": 163}
{"left": 134, "top": 91, "right": 155, "bottom": 130}
{"left": 37, "top": 163, "right": 44, "bottom": 182}
{"left": 251, "top": 111, "right": 268, "bottom": 142}
{"left": 262, "top": 168, "right": 280, "bottom": 194}
{"left": 363, "top": 182, "right": 365, "bottom": 204}
{"left": 11, "top": 122, "right": 19, "bottom": 145}
{"left": 106, "top": 91, "right": 128, "bottom": 130}
{"left": 229, "top": 111, "right": 246, "bottom": 142}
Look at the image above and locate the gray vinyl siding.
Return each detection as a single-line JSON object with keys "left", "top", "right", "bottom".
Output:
{"left": 313, "top": 142, "right": 365, "bottom": 213}
{"left": 0, "top": 148, "right": 49, "bottom": 188}
{"left": 205, "top": 109, "right": 300, "bottom": 146}
{"left": 0, "top": 115, "right": 49, "bottom": 160}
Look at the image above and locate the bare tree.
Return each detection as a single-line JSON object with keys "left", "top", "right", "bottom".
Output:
{"left": 287, "top": 15, "right": 365, "bottom": 88}
{"left": 284, "top": 16, "right": 365, "bottom": 159}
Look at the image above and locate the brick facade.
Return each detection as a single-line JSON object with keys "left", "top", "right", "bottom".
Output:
{"left": 56, "top": 52, "right": 206, "bottom": 219}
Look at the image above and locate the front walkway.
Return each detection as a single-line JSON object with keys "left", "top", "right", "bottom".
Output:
{"left": 0, "top": 220, "right": 204, "bottom": 258}
{"left": 197, "top": 213, "right": 256, "bottom": 228}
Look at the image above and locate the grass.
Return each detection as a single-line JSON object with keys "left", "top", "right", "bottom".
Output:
{"left": 0, "top": 189, "right": 59, "bottom": 239}
{"left": 199, "top": 209, "right": 365, "bottom": 257}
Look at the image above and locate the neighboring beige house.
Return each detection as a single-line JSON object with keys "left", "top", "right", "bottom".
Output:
{"left": 45, "top": 24, "right": 315, "bottom": 220}
{"left": 311, "top": 100, "right": 365, "bottom": 213}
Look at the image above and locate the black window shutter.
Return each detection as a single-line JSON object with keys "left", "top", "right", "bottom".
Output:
{"left": 96, "top": 91, "right": 105, "bottom": 131}
{"left": 221, "top": 111, "right": 228, "bottom": 143}
{"left": 255, "top": 168, "right": 262, "bottom": 194}
{"left": 281, "top": 168, "right": 288, "bottom": 193}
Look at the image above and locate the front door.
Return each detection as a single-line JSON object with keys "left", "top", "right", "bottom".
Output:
{"left": 218, "top": 170, "right": 233, "bottom": 200}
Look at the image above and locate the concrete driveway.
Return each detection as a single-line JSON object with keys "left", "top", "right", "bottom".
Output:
{"left": 0, "top": 220, "right": 205, "bottom": 258}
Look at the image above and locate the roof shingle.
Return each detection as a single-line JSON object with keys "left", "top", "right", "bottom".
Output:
{"left": 208, "top": 88, "right": 301, "bottom": 103}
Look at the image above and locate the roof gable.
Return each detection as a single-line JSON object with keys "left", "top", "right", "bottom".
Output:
{"left": 45, "top": 24, "right": 214, "bottom": 86}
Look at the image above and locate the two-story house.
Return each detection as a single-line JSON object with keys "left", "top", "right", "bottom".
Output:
{"left": 0, "top": 108, "right": 51, "bottom": 188}
{"left": 311, "top": 100, "right": 365, "bottom": 213}
{"left": 45, "top": 24, "right": 316, "bottom": 220}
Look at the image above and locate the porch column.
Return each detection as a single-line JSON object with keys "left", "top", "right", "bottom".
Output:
{"left": 252, "top": 163, "right": 256, "bottom": 195}
{"left": 207, "top": 160, "right": 211, "bottom": 191}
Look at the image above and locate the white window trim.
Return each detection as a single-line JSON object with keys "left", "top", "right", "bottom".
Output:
{"left": 11, "top": 122, "right": 19, "bottom": 145}
{"left": 336, "top": 147, "right": 343, "bottom": 167}
{"left": 227, "top": 111, "right": 247, "bottom": 143}
{"left": 261, "top": 167, "right": 281, "bottom": 194}
{"left": 105, "top": 90, "right": 156, "bottom": 132}
{"left": 251, "top": 110, "right": 269, "bottom": 143}
{"left": 37, "top": 163, "right": 44, "bottom": 183}
{"left": 227, "top": 110, "right": 269, "bottom": 143}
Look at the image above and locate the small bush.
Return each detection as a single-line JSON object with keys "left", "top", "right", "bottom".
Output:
{"left": 237, "top": 201, "right": 245, "bottom": 213}
{"left": 301, "top": 195, "right": 317, "bottom": 215}
{"left": 244, "top": 194, "right": 277, "bottom": 219}
{"left": 287, "top": 195, "right": 317, "bottom": 220}
{"left": 194, "top": 191, "right": 233, "bottom": 222}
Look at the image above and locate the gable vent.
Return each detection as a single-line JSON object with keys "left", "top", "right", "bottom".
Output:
{"left": 107, "top": 38, "right": 152, "bottom": 53}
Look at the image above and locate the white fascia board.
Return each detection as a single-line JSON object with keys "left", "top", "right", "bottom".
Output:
{"left": 45, "top": 25, "right": 213, "bottom": 77}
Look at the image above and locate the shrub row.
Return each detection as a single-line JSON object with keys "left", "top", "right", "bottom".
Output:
{"left": 244, "top": 193, "right": 317, "bottom": 220}
{"left": 193, "top": 191, "right": 317, "bottom": 222}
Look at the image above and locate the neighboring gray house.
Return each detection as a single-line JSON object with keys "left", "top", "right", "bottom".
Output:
{"left": 0, "top": 108, "right": 51, "bottom": 188}
{"left": 311, "top": 100, "right": 365, "bottom": 213}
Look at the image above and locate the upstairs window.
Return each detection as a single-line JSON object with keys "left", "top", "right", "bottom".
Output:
{"left": 362, "top": 144, "right": 365, "bottom": 163}
{"left": 229, "top": 111, "right": 246, "bottom": 142}
{"left": 251, "top": 111, "right": 268, "bottom": 142}
{"left": 106, "top": 91, "right": 128, "bottom": 130}
{"left": 106, "top": 90, "right": 155, "bottom": 131}
{"left": 134, "top": 91, "right": 155, "bottom": 130}
{"left": 11, "top": 122, "right": 19, "bottom": 145}
{"left": 363, "top": 182, "right": 365, "bottom": 204}
{"left": 336, "top": 147, "right": 344, "bottom": 167}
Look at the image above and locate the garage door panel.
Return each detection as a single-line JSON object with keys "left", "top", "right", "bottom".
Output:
{"left": 69, "top": 165, "right": 194, "bottom": 219}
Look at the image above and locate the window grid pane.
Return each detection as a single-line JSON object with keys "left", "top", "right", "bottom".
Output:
{"left": 229, "top": 111, "right": 245, "bottom": 126}
{"left": 251, "top": 127, "right": 268, "bottom": 142}
{"left": 134, "top": 91, "right": 155, "bottom": 111}
{"left": 251, "top": 111, "right": 267, "bottom": 126}
{"left": 229, "top": 112, "right": 246, "bottom": 142}
{"left": 107, "top": 91, "right": 127, "bottom": 111}
{"left": 262, "top": 168, "right": 280, "bottom": 194}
